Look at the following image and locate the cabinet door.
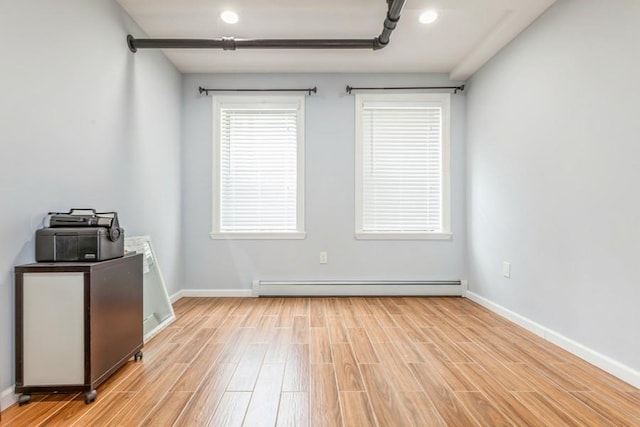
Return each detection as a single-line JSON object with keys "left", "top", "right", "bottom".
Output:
{"left": 23, "top": 272, "right": 84, "bottom": 385}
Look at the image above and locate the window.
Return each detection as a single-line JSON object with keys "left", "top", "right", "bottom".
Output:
{"left": 211, "top": 96, "right": 305, "bottom": 239}
{"left": 355, "top": 93, "right": 451, "bottom": 239}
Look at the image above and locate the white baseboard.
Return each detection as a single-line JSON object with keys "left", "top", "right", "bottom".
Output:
{"left": 169, "top": 289, "right": 184, "bottom": 303}
{"left": 252, "top": 280, "right": 464, "bottom": 297}
{"left": 170, "top": 289, "right": 253, "bottom": 303}
{"left": 1, "top": 385, "right": 17, "bottom": 411}
{"left": 465, "top": 291, "right": 640, "bottom": 389}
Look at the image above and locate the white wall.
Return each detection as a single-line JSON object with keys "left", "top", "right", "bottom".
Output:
{"left": 466, "top": 0, "right": 640, "bottom": 375}
{"left": 182, "top": 73, "right": 466, "bottom": 290}
{"left": 0, "top": 0, "right": 182, "bottom": 401}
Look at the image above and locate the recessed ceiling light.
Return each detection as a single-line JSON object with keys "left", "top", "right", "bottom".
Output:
{"left": 419, "top": 10, "right": 438, "bottom": 24}
{"left": 220, "top": 10, "right": 239, "bottom": 24}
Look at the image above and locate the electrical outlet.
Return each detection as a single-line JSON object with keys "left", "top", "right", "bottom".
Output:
{"left": 503, "top": 262, "right": 511, "bottom": 278}
{"left": 320, "top": 252, "right": 328, "bottom": 264}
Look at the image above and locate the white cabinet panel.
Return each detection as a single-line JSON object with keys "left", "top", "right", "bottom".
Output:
{"left": 23, "top": 273, "right": 84, "bottom": 385}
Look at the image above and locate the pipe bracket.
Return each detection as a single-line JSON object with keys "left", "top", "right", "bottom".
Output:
{"left": 222, "top": 37, "right": 236, "bottom": 51}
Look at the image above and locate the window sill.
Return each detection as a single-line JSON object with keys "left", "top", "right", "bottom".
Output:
{"left": 210, "top": 232, "right": 307, "bottom": 240}
{"left": 355, "top": 232, "right": 452, "bottom": 241}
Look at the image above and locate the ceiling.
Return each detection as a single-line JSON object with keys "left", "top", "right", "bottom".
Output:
{"left": 117, "top": 0, "right": 556, "bottom": 80}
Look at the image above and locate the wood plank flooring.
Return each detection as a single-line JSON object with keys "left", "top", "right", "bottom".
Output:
{"left": 2, "top": 297, "right": 639, "bottom": 426}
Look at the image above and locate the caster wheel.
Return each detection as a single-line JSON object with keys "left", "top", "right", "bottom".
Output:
{"left": 134, "top": 350, "right": 143, "bottom": 362}
{"left": 18, "top": 394, "right": 31, "bottom": 406}
{"left": 84, "top": 390, "right": 97, "bottom": 404}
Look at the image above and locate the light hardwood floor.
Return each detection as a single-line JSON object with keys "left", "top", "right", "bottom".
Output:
{"left": 2, "top": 297, "right": 639, "bottom": 426}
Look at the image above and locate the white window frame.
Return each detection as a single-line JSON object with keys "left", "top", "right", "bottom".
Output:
{"left": 211, "top": 95, "right": 306, "bottom": 240}
{"left": 354, "top": 93, "right": 452, "bottom": 240}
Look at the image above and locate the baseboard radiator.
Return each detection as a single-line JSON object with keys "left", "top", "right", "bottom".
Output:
{"left": 252, "top": 280, "right": 466, "bottom": 297}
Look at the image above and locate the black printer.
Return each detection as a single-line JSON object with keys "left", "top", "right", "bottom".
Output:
{"left": 35, "top": 209, "right": 125, "bottom": 262}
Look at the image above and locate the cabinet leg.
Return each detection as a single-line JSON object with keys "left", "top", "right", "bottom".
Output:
{"left": 84, "top": 390, "right": 97, "bottom": 404}
{"left": 18, "top": 394, "right": 31, "bottom": 406}
{"left": 134, "top": 350, "right": 143, "bottom": 362}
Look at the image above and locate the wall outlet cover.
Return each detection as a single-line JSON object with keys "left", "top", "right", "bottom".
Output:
{"left": 502, "top": 262, "right": 511, "bottom": 278}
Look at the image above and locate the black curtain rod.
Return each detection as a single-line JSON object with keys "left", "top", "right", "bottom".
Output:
{"left": 199, "top": 86, "right": 317, "bottom": 96}
{"left": 346, "top": 84, "right": 465, "bottom": 94}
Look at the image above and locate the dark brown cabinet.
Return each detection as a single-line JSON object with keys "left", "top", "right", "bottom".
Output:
{"left": 15, "top": 253, "right": 143, "bottom": 404}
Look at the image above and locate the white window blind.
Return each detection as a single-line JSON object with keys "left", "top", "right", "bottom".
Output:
{"left": 212, "top": 97, "right": 305, "bottom": 238}
{"left": 356, "top": 94, "right": 451, "bottom": 239}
